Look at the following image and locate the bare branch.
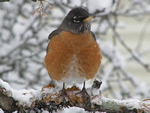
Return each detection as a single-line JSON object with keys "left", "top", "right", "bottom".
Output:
{"left": 106, "top": 14, "right": 150, "bottom": 72}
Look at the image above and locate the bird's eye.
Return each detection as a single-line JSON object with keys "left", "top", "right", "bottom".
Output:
{"left": 73, "top": 16, "right": 80, "bottom": 23}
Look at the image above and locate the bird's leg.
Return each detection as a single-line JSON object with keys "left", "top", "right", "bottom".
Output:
{"left": 58, "top": 82, "right": 70, "bottom": 104}
{"left": 76, "top": 81, "right": 90, "bottom": 104}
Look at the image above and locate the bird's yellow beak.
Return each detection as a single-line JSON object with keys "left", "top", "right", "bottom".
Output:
{"left": 83, "top": 16, "right": 95, "bottom": 22}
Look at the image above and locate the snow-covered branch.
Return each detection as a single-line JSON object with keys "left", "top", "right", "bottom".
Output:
{"left": 0, "top": 79, "right": 149, "bottom": 113}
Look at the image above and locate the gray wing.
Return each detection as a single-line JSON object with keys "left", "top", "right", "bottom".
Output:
{"left": 46, "top": 29, "right": 61, "bottom": 52}
{"left": 90, "top": 31, "right": 96, "bottom": 41}
{"left": 48, "top": 29, "right": 61, "bottom": 40}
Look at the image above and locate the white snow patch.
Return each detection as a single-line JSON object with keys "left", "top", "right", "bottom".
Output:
{"left": 0, "top": 108, "right": 4, "bottom": 113}
{"left": 116, "top": 21, "right": 126, "bottom": 29}
{"left": 88, "top": 0, "right": 113, "bottom": 13}
{"left": 51, "top": 8, "right": 64, "bottom": 18}
{"left": 135, "top": 83, "right": 150, "bottom": 98}
{"left": 68, "top": 0, "right": 83, "bottom": 7}
{"left": 91, "top": 88, "right": 102, "bottom": 105}
{"left": 101, "top": 44, "right": 126, "bottom": 68}
{"left": 42, "top": 87, "right": 58, "bottom": 95}
{"left": 0, "top": 79, "right": 42, "bottom": 107}
{"left": 102, "top": 96, "right": 141, "bottom": 110}
{"left": 59, "top": 107, "right": 86, "bottom": 113}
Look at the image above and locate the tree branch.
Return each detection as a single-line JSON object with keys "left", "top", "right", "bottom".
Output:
{"left": 0, "top": 0, "right": 10, "bottom": 2}
{"left": 0, "top": 0, "right": 40, "bottom": 2}
{"left": 0, "top": 79, "right": 149, "bottom": 113}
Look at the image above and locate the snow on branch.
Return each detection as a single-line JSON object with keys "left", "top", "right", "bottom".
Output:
{"left": 0, "top": 79, "right": 150, "bottom": 113}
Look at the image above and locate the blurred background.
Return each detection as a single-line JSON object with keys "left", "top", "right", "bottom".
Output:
{"left": 0, "top": 0, "right": 150, "bottom": 112}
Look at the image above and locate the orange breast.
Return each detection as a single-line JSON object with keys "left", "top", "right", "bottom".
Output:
{"left": 44, "top": 31, "right": 102, "bottom": 84}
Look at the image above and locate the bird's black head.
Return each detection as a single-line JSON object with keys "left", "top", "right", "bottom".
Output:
{"left": 59, "top": 7, "right": 94, "bottom": 34}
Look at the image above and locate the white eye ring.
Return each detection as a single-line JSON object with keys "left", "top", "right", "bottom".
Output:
{"left": 73, "top": 16, "right": 80, "bottom": 23}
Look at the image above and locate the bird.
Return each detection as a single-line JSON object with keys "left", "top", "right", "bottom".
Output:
{"left": 44, "top": 7, "right": 102, "bottom": 101}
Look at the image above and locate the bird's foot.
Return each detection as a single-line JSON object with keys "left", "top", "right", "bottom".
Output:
{"left": 57, "top": 83, "right": 71, "bottom": 107}
{"left": 75, "top": 83, "right": 90, "bottom": 105}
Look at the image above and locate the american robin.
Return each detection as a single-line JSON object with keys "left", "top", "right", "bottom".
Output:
{"left": 45, "top": 7, "right": 102, "bottom": 99}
